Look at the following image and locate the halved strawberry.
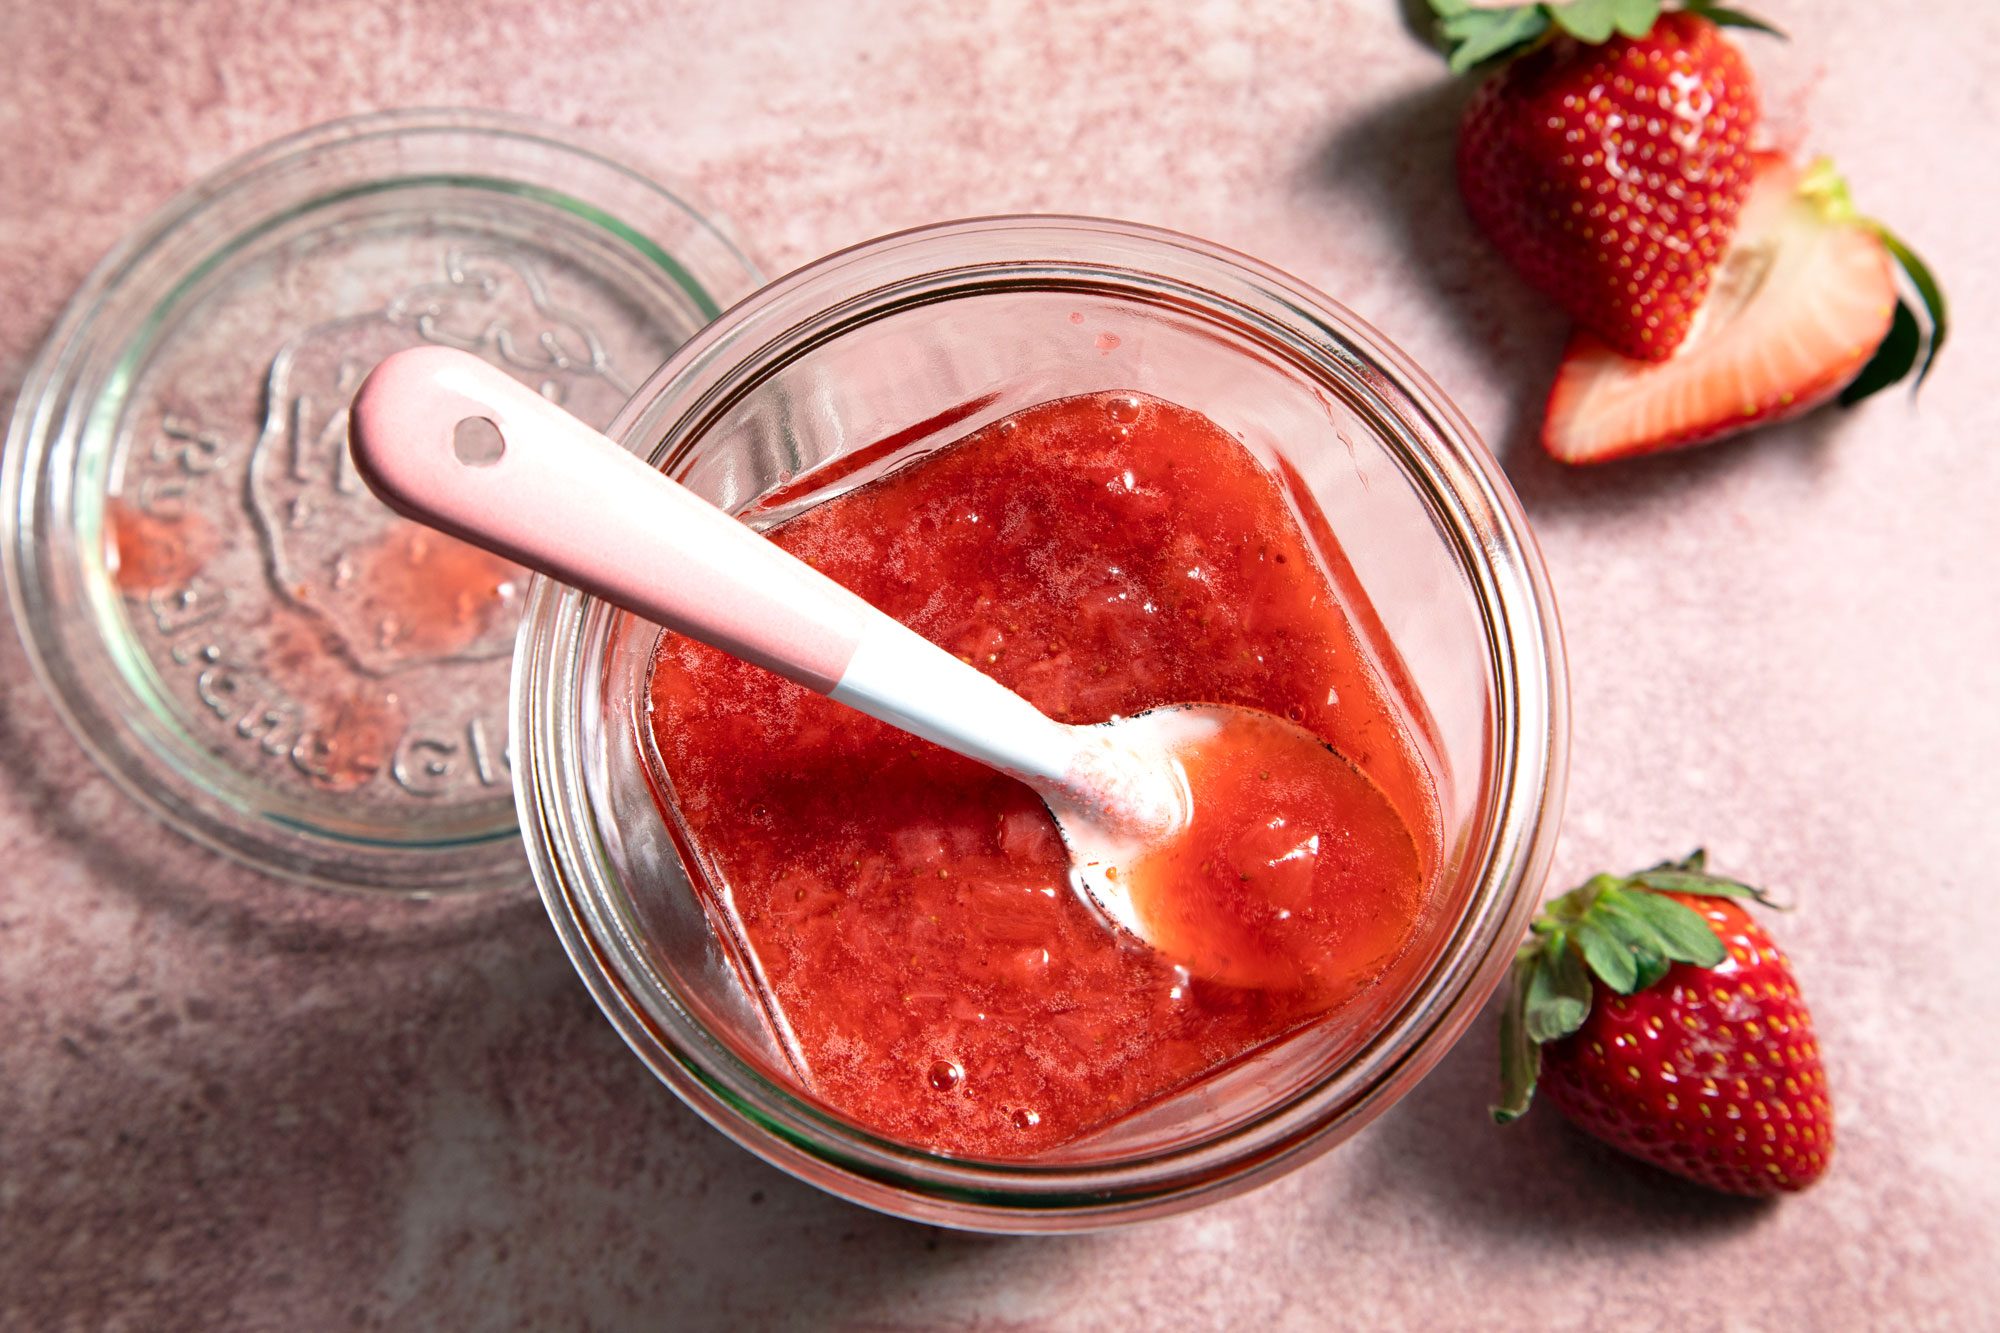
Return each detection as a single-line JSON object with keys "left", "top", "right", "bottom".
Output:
{"left": 1543, "top": 153, "right": 1946, "bottom": 463}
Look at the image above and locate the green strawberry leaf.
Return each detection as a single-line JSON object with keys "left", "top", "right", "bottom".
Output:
{"left": 1839, "top": 301, "right": 1920, "bottom": 406}
{"left": 1879, "top": 229, "right": 1949, "bottom": 388}
{"left": 1610, "top": 0, "right": 1662, "bottom": 38}
{"left": 1618, "top": 888, "right": 1730, "bottom": 966}
{"left": 1632, "top": 867, "right": 1782, "bottom": 908}
{"left": 1595, "top": 890, "right": 1669, "bottom": 951}
{"left": 1593, "top": 890, "right": 1678, "bottom": 988}
{"left": 1682, "top": 0, "right": 1787, "bottom": 37}
{"left": 1426, "top": 0, "right": 1779, "bottom": 74}
{"left": 1630, "top": 945, "right": 1672, "bottom": 991}
{"left": 1573, "top": 919, "right": 1639, "bottom": 993}
{"left": 1524, "top": 934, "right": 1593, "bottom": 1043}
{"left": 1434, "top": 2, "right": 1552, "bottom": 73}
{"left": 1549, "top": 0, "right": 1659, "bottom": 43}
{"left": 1494, "top": 949, "right": 1543, "bottom": 1122}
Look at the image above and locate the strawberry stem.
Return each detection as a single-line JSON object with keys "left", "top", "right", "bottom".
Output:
{"left": 1798, "top": 158, "right": 1858, "bottom": 220}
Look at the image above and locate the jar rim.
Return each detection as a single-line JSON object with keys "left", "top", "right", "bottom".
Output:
{"left": 513, "top": 214, "right": 1568, "bottom": 1228}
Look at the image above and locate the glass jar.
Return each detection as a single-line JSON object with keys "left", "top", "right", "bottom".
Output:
{"left": 512, "top": 217, "right": 1567, "bottom": 1229}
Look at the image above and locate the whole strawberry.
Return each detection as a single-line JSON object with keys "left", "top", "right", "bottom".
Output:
{"left": 1495, "top": 852, "right": 1833, "bottom": 1196}
{"left": 1440, "top": 2, "right": 1765, "bottom": 360}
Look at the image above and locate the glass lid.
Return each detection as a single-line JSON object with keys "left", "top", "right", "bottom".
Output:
{"left": 3, "top": 108, "right": 762, "bottom": 894}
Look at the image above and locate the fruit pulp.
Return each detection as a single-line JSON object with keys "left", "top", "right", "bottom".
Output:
{"left": 645, "top": 391, "right": 1438, "bottom": 1157}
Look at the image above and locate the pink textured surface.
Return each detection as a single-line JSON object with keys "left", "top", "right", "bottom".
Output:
{"left": 3, "top": 1, "right": 1995, "bottom": 1327}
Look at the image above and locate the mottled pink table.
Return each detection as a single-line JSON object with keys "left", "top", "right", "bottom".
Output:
{"left": 5, "top": 2, "right": 1996, "bottom": 1327}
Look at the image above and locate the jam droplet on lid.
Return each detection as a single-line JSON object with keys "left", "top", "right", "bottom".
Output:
{"left": 104, "top": 500, "right": 217, "bottom": 592}
{"left": 345, "top": 521, "right": 523, "bottom": 661}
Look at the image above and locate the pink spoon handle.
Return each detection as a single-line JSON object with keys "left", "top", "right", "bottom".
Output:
{"left": 347, "top": 346, "right": 1085, "bottom": 786}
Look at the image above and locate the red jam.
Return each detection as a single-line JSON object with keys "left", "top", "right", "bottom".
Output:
{"left": 645, "top": 391, "right": 1437, "bottom": 1157}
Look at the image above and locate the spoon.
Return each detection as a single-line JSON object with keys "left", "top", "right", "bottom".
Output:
{"left": 348, "top": 347, "right": 1369, "bottom": 989}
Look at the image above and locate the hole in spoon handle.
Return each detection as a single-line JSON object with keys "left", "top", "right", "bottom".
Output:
{"left": 451, "top": 416, "right": 506, "bottom": 467}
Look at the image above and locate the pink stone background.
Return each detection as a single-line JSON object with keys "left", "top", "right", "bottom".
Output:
{"left": 4, "top": 1, "right": 1996, "bottom": 1327}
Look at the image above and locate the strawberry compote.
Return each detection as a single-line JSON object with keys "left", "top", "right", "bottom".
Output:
{"left": 645, "top": 391, "right": 1438, "bottom": 1157}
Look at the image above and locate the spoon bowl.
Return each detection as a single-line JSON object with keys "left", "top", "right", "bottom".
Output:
{"left": 1080, "top": 705, "right": 1423, "bottom": 995}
